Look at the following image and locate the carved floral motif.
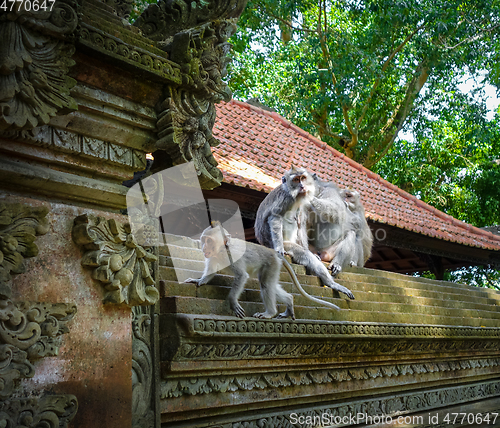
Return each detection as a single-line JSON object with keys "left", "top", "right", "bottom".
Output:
{"left": 72, "top": 214, "right": 159, "bottom": 306}
{"left": 0, "top": 0, "right": 79, "bottom": 131}
{"left": 132, "top": 306, "right": 156, "bottom": 428}
{"left": 161, "top": 357, "right": 500, "bottom": 398}
{"left": 155, "top": 19, "right": 239, "bottom": 189}
{"left": 0, "top": 394, "right": 78, "bottom": 428}
{"left": 0, "top": 203, "right": 49, "bottom": 294}
{"left": 133, "top": 0, "right": 247, "bottom": 40}
{"left": 0, "top": 297, "right": 77, "bottom": 399}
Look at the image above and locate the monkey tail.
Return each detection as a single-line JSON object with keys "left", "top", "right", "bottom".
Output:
{"left": 281, "top": 257, "right": 341, "bottom": 311}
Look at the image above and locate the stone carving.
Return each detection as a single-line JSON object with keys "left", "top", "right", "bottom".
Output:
{"left": 161, "top": 357, "right": 500, "bottom": 398}
{"left": 0, "top": 394, "right": 78, "bottom": 428}
{"left": 189, "top": 317, "right": 500, "bottom": 338}
{"left": 0, "top": 126, "right": 148, "bottom": 169}
{"left": 230, "top": 380, "right": 500, "bottom": 428}
{"left": 0, "top": 0, "right": 79, "bottom": 131}
{"left": 155, "top": 19, "right": 239, "bottom": 189}
{"left": 77, "top": 23, "right": 183, "bottom": 84}
{"left": 133, "top": 0, "right": 247, "bottom": 40}
{"left": 132, "top": 306, "right": 156, "bottom": 428}
{"left": 0, "top": 298, "right": 77, "bottom": 399}
{"left": 175, "top": 339, "right": 500, "bottom": 361}
{"left": 72, "top": 214, "right": 159, "bottom": 306}
{"left": 0, "top": 203, "right": 49, "bottom": 293}
{"left": 0, "top": 202, "right": 78, "bottom": 426}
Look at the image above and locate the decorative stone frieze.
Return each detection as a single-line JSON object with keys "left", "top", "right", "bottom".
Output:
{"left": 72, "top": 214, "right": 159, "bottom": 306}
{"left": 161, "top": 357, "right": 500, "bottom": 398}
{"left": 0, "top": 203, "right": 49, "bottom": 294}
{"left": 0, "top": 0, "right": 79, "bottom": 131}
{"left": 230, "top": 379, "right": 500, "bottom": 428}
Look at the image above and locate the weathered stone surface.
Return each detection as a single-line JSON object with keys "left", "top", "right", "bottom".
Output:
{"left": 0, "top": 1, "right": 79, "bottom": 131}
{"left": 5, "top": 197, "right": 132, "bottom": 428}
{"left": 157, "top": 233, "right": 500, "bottom": 427}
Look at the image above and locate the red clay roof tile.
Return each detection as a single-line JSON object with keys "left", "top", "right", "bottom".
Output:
{"left": 212, "top": 99, "right": 500, "bottom": 251}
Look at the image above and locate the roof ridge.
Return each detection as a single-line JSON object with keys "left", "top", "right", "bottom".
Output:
{"left": 226, "top": 99, "right": 500, "bottom": 244}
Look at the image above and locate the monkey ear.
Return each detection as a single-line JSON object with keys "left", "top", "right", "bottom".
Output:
{"left": 282, "top": 176, "right": 287, "bottom": 183}
{"left": 211, "top": 220, "right": 222, "bottom": 228}
{"left": 290, "top": 164, "right": 298, "bottom": 172}
{"left": 312, "top": 173, "right": 318, "bottom": 180}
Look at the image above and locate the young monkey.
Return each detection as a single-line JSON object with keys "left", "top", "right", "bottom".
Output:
{"left": 185, "top": 222, "right": 342, "bottom": 319}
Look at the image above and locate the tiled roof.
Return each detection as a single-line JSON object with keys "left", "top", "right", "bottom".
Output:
{"left": 212, "top": 99, "right": 500, "bottom": 251}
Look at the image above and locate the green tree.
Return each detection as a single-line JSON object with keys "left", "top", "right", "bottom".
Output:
{"left": 229, "top": 0, "right": 500, "bottom": 168}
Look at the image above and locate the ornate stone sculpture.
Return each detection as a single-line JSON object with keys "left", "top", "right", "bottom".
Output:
{"left": 0, "top": 0, "right": 79, "bottom": 131}
{"left": 134, "top": 0, "right": 248, "bottom": 189}
{"left": 0, "top": 202, "right": 77, "bottom": 426}
{"left": 0, "top": 203, "right": 49, "bottom": 293}
{"left": 72, "top": 214, "right": 159, "bottom": 306}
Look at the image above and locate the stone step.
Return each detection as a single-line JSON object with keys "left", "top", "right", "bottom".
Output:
{"left": 159, "top": 265, "right": 500, "bottom": 308}
{"left": 159, "top": 284, "right": 500, "bottom": 322}
{"left": 160, "top": 278, "right": 500, "bottom": 314}
{"left": 159, "top": 248, "right": 500, "bottom": 302}
{"left": 159, "top": 295, "right": 500, "bottom": 327}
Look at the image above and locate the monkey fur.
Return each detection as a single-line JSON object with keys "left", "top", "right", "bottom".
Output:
{"left": 185, "top": 222, "right": 342, "bottom": 319}
{"left": 255, "top": 166, "right": 355, "bottom": 300}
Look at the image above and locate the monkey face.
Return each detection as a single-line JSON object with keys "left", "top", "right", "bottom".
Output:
{"left": 284, "top": 168, "right": 315, "bottom": 198}
{"left": 200, "top": 227, "right": 227, "bottom": 258}
{"left": 201, "top": 235, "right": 219, "bottom": 258}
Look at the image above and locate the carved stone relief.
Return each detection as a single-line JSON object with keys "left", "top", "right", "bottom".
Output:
{"left": 0, "top": 202, "right": 49, "bottom": 294}
{"left": 161, "top": 357, "right": 500, "bottom": 398}
{"left": 230, "top": 379, "right": 500, "bottom": 428}
{"left": 0, "top": 0, "right": 79, "bottom": 131}
{"left": 132, "top": 306, "right": 158, "bottom": 428}
{"left": 72, "top": 214, "right": 159, "bottom": 306}
{"left": 0, "top": 202, "right": 77, "bottom": 426}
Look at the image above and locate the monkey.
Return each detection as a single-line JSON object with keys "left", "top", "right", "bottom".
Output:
{"left": 340, "top": 188, "right": 373, "bottom": 267}
{"left": 185, "top": 222, "right": 342, "bottom": 319}
{"left": 254, "top": 166, "right": 355, "bottom": 300}
{"left": 307, "top": 180, "right": 372, "bottom": 274}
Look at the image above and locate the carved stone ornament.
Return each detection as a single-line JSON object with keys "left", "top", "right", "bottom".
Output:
{"left": 133, "top": 0, "right": 246, "bottom": 40}
{"left": 132, "top": 307, "right": 155, "bottom": 428}
{"left": 0, "top": 298, "right": 77, "bottom": 399}
{"left": 0, "top": 394, "right": 78, "bottom": 428}
{"left": 0, "top": 0, "right": 79, "bottom": 131}
{"left": 72, "top": 214, "right": 159, "bottom": 306}
{"left": 131, "top": 0, "right": 247, "bottom": 189}
{"left": 0, "top": 203, "right": 50, "bottom": 295}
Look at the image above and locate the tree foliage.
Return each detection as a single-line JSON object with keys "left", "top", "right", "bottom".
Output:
{"left": 229, "top": 0, "right": 500, "bottom": 168}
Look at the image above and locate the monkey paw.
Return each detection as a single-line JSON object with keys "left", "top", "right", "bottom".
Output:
{"left": 184, "top": 278, "right": 200, "bottom": 286}
{"left": 276, "top": 309, "right": 295, "bottom": 320}
{"left": 253, "top": 311, "right": 276, "bottom": 319}
{"left": 329, "top": 263, "right": 342, "bottom": 276}
{"left": 232, "top": 303, "right": 246, "bottom": 319}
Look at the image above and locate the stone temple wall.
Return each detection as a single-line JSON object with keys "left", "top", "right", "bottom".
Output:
{"left": 0, "top": 0, "right": 246, "bottom": 426}
{"left": 1, "top": 1, "right": 500, "bottom": 427}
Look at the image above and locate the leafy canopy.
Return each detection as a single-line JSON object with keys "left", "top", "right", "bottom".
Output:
{"left": 229, "top": 0, "right": 500, "bottom": 168}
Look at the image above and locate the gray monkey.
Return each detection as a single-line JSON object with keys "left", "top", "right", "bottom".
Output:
{"left": 255, "top": 166, "right": 355, "bottom": 300}
{"left": 308, "top": 180, "right": 372, "bottom": 274}
{"left": 185, "top": 222, "right": 342, "bottom": 319}
{"left": 340, "top": 188, "right": 373, "bottom": 267}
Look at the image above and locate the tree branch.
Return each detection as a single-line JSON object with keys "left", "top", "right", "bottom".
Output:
{"left": 259, "top": 6, "right": 315, "bottom": 34}
{"left": 442, "top": 22, "right": 500, "bottom": 50}
{"left": 355, "top": 23, "right": 426, "bottom": 132}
